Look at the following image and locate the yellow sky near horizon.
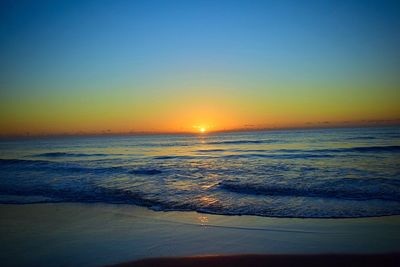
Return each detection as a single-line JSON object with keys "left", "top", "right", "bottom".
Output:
{"left": 1, "top": 79, "right": 399, "bottom": 136}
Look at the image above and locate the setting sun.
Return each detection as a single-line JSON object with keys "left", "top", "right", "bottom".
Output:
{"left": 200, "top": 127, "right": 206, "bottom": 133}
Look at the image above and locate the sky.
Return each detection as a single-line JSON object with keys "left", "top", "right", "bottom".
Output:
{"left": 0, "top": 0, "right": 399, "bottom": 135}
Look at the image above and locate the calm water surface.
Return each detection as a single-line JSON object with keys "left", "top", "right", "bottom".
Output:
{"left": 1, "top": 127, "right": 400, "bottom": 218}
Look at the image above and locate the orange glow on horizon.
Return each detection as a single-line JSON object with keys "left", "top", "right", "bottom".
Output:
{"left": 1, "top": 84, "right": 399, "bottom": 136}
{"left": 192, "top": 124, "right": 211, "bottom": 134}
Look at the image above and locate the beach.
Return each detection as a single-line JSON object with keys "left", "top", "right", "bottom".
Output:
{"left": 1, "top": 203, "right": 399, "bottom": 267}
{"left": 1, "top": 128, "right": 399, "bottom": 266}
{"left": 2, "top": 0, "right": 400, "bottom": 266}
{"left": 109, "top": 254, "right": 400, "bottom": 267}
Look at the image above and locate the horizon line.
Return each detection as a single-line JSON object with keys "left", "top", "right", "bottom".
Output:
{"left": 1, "top": 121, "right": 399, "bottom": 139}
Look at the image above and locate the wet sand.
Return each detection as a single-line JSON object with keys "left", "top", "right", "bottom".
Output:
{"left": 1, "top": 203, "right": 399, "bottom": 267}
{"left": 109, "top": 254, "right": 400, "bottom": 267}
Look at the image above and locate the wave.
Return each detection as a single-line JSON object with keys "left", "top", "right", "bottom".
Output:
{"left": 207, "top": 140, "right": 275, "bottom": 145}
{"left": 153, "top": 155, "right": 211, "bottom": 160}
{"left": 2, "top": 184, "right": 400, "bottom": 218}
{"left": 154, "top": 153, "right": 333, "bottom": 160}
{"left": 346, "top": 136, "right": 377, "bottom": 140}
{"left": 337, "top": 145, "right": 400, "bottom": 153}
{"left": 1, "top": 127, "right": 400, "bottom": 218}
{"left": 196, "top": 149, "right": 226, "bottom": 152}
{"left": 195, "top": 146, "right": 400, "bottom": 156}
{"left": 222, "top": 153, "right": 334, "bottom": 159}
{"left": 0, "top": 158, "right": 114, "bottom": 173}
{"left": 0, "top": 195, "right": 59, "bottom": 204}
{"left": 33, "top": 152, "right": 117, "bottom": 157}
{"left": 29, "top": 146, "right": 400, "bottom": 162}
{"left": 129, "top": 169, "right": 162, "bottom": 175}
{"left": 0, "top": 158, "right": 37, "bottom": 165}
{"left": 1, "top": 174, "right": 400, "bottom": 218}
{"left": 137, "top": 143, "right": 190, "bottom": 147}
{"left": 274, "top": 145, "right": 400, "bottom": 154}
{"left": 0, "top": 186, "right": 161, "bottom": 207}
{"left": 0, "top": 158, "right": 162, "bottom": 176}
{"left": 219, "top": 179, "right": 400, "bottom": 202}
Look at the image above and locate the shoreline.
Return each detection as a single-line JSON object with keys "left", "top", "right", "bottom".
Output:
{"left": 1, "top": 203, "right": 400, "bottom": 267}
{"left": 3, "top": 201, "right": 400, "bottom": 219}
{"left": 108, "top": 253, "right": 400, "bottom": 267}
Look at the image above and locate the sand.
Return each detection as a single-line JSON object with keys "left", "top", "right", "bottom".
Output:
{"left": 108, "top": 254, "right": 400, "bottom": 267}
{"left": 1, "top": 203, "right": 399, "bottom": 267}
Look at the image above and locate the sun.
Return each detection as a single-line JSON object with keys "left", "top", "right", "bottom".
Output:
{"left": 193, "top": 124, "right": 209, "bottom": 133}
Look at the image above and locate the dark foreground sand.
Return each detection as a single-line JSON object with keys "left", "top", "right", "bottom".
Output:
{"left": 2, "top": 203, "right": 400, "bottom": 266}
{"left": 108, "top": 254, "right": 400, "bottom": 267}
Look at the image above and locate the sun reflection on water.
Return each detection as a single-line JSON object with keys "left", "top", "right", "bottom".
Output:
{"left": 199, "top": 196, "right": 218, "bottom": 205}
{"left": 198, "top": 215, "right": 209, "bottom": 226}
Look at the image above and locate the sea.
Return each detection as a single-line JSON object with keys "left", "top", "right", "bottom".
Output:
{"left": 1, "top": 127, "right": 399, "bottom": 218}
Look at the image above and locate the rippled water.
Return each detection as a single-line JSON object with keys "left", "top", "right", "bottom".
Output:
{"left": 1, "top": 127, "right": 400, "bottom": 218}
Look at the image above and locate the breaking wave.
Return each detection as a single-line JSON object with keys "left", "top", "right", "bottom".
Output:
{"left": 1, "top": 127, "right": 400, "bottom": 218}
{"left": 219, "top": 179, "right": 400, "bottom": 202}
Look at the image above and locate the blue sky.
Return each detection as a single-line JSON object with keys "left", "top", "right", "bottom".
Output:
{"left": 1, "top": 0, "right": 399, "bottom": 134}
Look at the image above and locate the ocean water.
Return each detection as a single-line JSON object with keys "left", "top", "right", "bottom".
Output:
{"left": 0, "top": 127, "right": 399, "bottom": 218}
